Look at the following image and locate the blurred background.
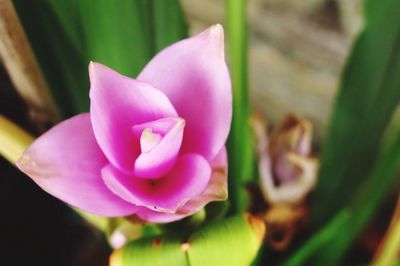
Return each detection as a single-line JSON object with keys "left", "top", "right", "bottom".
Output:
{"left": 182, "top": 0, "right": 362, "bottom": 140}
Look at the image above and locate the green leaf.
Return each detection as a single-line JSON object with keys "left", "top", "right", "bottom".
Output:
{"left": 157, "top": 209, "right": 207, "bottom": 238}
{"left": 112, "top": 236, "right": 188, "bottom": 266}
{"left": 187, "top": 214, "right": 264, "bottom": 266}
{"left": 226, "top": 0, "right": 255, "bottom": 213}
{"left": 111, "top": 214, "right": 265, "bottom": 266}
{"left": 151, "top": 0, "right": 188, "bottom": 52}
{"left": 312, "top": 0, "right": 400, "bottom": 227}
{"left": 13, "top": 0, "right": 187, "bottom": 117}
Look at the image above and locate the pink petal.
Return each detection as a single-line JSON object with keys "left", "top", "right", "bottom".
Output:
{"left": 89, "top": 62, "right": 177, "bottom": 174}
{"left": 210, "top": 145, "right": 228, "bottom": 169}
{"left": 138, "top": 25, "right": 232, "bottom": 161}
{"left": 16, "top": 114, "right": 137, "bottom": 217}
{"left": 176, "top": 146, "right": 228, "bottom": 215}
{"left": 102, "top": 153, "right": 211, "bottom": 213}
{"left": 133, "top": 207, "right": 187, "bottom": 223}
{"left": 128, "top": 147, "right": 228, "bottom": 223}
{"left": 132, "top": 117, "right": 185, "bottom": 179}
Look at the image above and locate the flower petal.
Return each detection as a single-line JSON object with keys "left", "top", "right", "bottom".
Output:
{"left": 89, "top": 62, "right": 177, "bottom": 174}
{"left": 102, "top": 153, "right": 211, "bottom": 212}
{"left": 175, "top": 146, "right": 228, "bottom": 215}
{"left": 133, "top": 207, "right": 187, "bottom": 223}
{"left": 128, "top": 147, "right": 229, "bottom": 223}
{"left": 138, "top": 25, "right": 232, "bottom": 161}
{"left": 132, "top": 117, "right": 185, "bottom": 179}
{"left": 16, "top": 114, "right": 137, "bottom": 217}
{"left": 126, "top": 147, "right": 228, "bottom": 223}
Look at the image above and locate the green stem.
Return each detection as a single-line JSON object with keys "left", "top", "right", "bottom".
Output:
{"left": 0, "top": 115, "right": 34, "bottom": 164}
{"left": 226, "top": 0, "right": 254, "bottom": 213}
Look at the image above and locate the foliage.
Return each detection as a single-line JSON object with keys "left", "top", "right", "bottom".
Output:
{"left": 284, "top": 0, "right": 400, "bottom": 263}
{"left": 13, "top": 0, "right": 187, "bottom": 117}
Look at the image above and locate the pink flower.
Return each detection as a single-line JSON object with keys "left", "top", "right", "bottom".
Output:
{"left": 16, "top": 25, "right": 232, "bottom": 223}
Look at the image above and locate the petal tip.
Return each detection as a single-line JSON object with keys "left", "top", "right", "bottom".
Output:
{"left": 16, "top": 151, "right": 45, "bottom": 183}
{"left": 177, "top": 117, "right": 186, "bottom": 128}
{"left": 88, "top": 62, "right": 97, "bottom": 82}
{"left": 15, "top": 154, "right": 26, "bottom": 171}
{"left": 209, "top": 24, "right": 223, "bottom": 36}
{"left": 203, "top": 24, "right": 225, "bottom": 57}
{"left": 88, "top": 61, "right": 109, "bottom": 82}
{"left": 89, "top": 61, "right": 99, "bottom": 75}
{"left": 16, "top": 152, "right": 33, "bottom": 174}
{"left": 88, "top": 61, "right": 96, "bottom": 71}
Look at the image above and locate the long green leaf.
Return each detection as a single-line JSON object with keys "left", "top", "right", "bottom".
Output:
{"left": 13, "top": 0, "right": 187, "bottom": 117}
{"left": 312, "top": 0, "right": 400, "bottom": 227}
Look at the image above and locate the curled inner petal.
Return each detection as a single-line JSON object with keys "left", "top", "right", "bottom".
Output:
{"left": 140, "top": 129, "right": 162, "bottom": 153}
{"left": 89, "top": 62, "right": 177, "bottom": 174}
{"left": 132, "top": 117, "right": 185, "bottom": 179}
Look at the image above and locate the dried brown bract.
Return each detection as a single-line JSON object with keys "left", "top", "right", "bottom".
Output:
{"left": 250, "top": 112, "right": 319, "bottom": 251}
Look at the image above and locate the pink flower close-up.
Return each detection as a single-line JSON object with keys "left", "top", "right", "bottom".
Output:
{"left": 16, "top": 25, "right": 232, "bottom": 223}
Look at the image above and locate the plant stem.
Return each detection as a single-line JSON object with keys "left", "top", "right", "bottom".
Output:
{"left": 0, "top": 115, "right": 34, "bottom": 164}
{"left": 226, "top": 0, "right": 254, "bottom": 213}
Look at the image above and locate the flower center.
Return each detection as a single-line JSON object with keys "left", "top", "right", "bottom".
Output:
{"left": 140, "top": 128, "right": 162, "bottom": 153}
{"left": 131, "top": 117, "right": 185, "bottom": 179}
